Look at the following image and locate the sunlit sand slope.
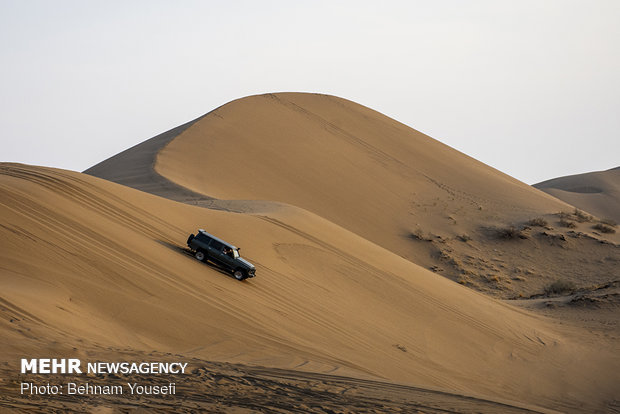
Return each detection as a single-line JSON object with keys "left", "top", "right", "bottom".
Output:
{"left": 148, "top": 93, "right": 619, "bottom": 297}
{"left": 1, "top": 163, "right": 618, "bottom": 412}
{"left": 156, "top": 93, "right": 567, "bottom": 242}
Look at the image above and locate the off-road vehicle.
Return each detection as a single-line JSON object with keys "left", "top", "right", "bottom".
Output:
{"left": 187, "top": 229, "right": 256, "bottom": 280}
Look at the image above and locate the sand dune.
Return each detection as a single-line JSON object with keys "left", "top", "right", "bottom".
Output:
{"left": 88, "top": 93, "right": 619, "bottom": 298}
{"left": 5, "top": 93, "right": 619, "bottom": 411}
{"left": 2, "top": 163, "right": 618, "bottom": 412}
{"left": 155, "top": 93, "right": 566, "bottom": 235}
{"left": 535, "top": 167, "right": 620, "bottom": 223}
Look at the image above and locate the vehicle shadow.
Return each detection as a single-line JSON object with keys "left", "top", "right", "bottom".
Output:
{"left": 155, "top": 239, "right": 242, "bottom": 281}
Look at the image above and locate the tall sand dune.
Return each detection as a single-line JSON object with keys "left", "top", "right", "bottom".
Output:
{"left": 2, "top": 163, "right": 619, "bottom": 412}
{"left": 87, "top": 93, "right": 619, "bottom": 298}
{"left": 535, "top": 167, "right": 620, "bottom": 223}
{"left": 154, "top": 93, "right": 566, "bottom": 237}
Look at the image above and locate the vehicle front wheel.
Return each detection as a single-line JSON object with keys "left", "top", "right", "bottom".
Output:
{"left": 195, "top": 251, "right": 205, "bottom": 261}
{"left": 233, "top": 270, "right": 245, "bottom": 281}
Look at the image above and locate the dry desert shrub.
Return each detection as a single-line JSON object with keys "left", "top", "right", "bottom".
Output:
{"left": 393, "top": 344, "right": 407, "bottom": 353}
{"left": 456, "top": 276, "right": 468, "bottom": 285}
{"left": 539, "top": 231, "right": 566, "bottom": 242}
{"left": 457, "top": 234, "right": 472, "bottom": 242}
{"left": 544, "top": 279, "right": 576, "bottom": 295}
{"left": 558, "top": 218, "right": 577, "bottom": 228}
{"left": 573, "top": 209, "right": 593, "bottom": 223}
{"left": 496, "top": 226, "right": 528, "bottom": 240}
{"left": 486, "top": 274, "right": 500, "bottom": 283}
{"left": 593, "top": 223, "right": 616, "bottom": 234}
{"left": 599, "top": 218, "right": 617, "bottom": 227}
{"left": 527, "top": 217, "right": 548, "bottom": 227}
{"left": 410, "top": 229, "right": 432, "bottom": 241}
{"left": 557, "top": 211, "right": 571, "bottom": 219}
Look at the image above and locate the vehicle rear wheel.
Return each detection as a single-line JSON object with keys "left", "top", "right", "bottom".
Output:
{"left": 195, "top": 251, "right": 205, "bottom": 261}
{"left": 233, "top": 270, "right": 245, "bottom": 281}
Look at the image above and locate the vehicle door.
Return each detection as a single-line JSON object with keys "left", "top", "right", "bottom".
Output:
{"left": 206, "top": 239, "right": 226, "bottom": 267}
{"left": 219, "top": 248, "right": 237, "bottom": 269}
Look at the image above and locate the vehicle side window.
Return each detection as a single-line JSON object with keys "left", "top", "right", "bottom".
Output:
{"left": 209, "top": 240, "right": 224, "bottom": 251}
{"left": 196, "top": 233, "right": 211, "bottom": 243}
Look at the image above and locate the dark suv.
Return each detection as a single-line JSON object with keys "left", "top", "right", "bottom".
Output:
{"left": 187, "top": 229, "right": 256, "bottom": 280}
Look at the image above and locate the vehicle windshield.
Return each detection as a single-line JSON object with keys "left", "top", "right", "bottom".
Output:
{"left": 232, "top": 249, "right": 240, "bottom": 259}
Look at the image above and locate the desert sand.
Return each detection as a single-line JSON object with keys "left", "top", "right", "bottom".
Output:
{"left": 91, "top": 93, "right": 619, "bottom": 298}
{"left": 535, "top": 167, "right": 620, "bottom": 223}
{"left": 2, "top": 93, "right": 619, "bottom": 412}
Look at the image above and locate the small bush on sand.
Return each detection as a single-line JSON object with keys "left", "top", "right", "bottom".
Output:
{"left": 527, "top": 217, "right": 548, "bottom": 227}
{"left": 593, "top": 223, "right": 616, "bottom": 234}
{"left": 574, "top": 209, "right": 593, "bottom": 223}
{"left": 599, "top": 218, "right": 617, "bottom": 227}
{"left": 558, "top": 218, "right": 577, "bottom": 228}
{"left": 410, "top": 229, "right": 432, "bottom": 241}
{"left": 496, "top": 226, "right": 528, "bottom": 240}
{"left": 457, "top": 234, "right": 472, "bottom": 242}
{"left": 544, "top": 279, "right": 576, "bottom": 295}
{"left": 558, "top": 211, "right": 571, "bottom": 219}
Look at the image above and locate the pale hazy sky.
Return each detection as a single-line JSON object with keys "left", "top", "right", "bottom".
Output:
{"left": 1, "top": 0, "right": 618, "bottom": 184}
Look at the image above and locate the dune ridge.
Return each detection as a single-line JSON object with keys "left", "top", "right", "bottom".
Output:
{"left": 84, "top": 116, "right": 211, "bottom": 204}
